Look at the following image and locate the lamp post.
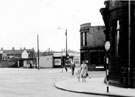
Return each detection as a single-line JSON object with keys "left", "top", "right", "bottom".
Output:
{"left": 105, "top": 41, "right": 111, "bottom": 92}
{"left": 58, "top": 27, "right": 68, "bottom": 71}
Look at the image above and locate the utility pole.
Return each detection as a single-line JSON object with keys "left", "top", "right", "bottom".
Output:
{"left": 65, "top": 29, "right": 68, "bottom": 72}
{"left": 37, "top": 34, "right": 40, "bottom": 70}
{"left": 65, "top": 29, "right": 68, "bottom": 61}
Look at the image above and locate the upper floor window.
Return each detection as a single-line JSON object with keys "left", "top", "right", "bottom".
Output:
{"left": 81, "top": 32, "right": 87, "bottom": 46}
{"left": 83, "top": 32, "right": 86, "bottom": 46}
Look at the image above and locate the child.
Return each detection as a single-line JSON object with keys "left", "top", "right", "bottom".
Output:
{"left": 76, "top": 68, "right": 81, "bottom": 81}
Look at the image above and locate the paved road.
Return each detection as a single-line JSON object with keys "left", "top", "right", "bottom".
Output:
{"left": 0, "top": 68, "right": 107, "bottom": 97}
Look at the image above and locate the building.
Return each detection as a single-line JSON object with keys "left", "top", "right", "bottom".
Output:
{"left": 39, "top": 56, "right": 53, "bottom": 68}
{"left": 80, "top": 23, "right": 105, "bottom": 70}
{"left": 41, "top": 51, "right": 80, "bottom": 68}
{"left": 53, "top": 52, "right": 80, "bottom": 67}
{"left": 100, "top": 0, "right": 135, "bottom": 88}
{"left": 0, "top": 48, "right": 36, "bottom": 68}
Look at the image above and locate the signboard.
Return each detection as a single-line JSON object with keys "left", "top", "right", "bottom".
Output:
{"left": 54, "top": 59, "right": 61, "bottom": 66}
{"left": 53, "top": 53, "right": 62, "bottom": 57}
{"left": 105, "top": 41, "right": 111, "bottom": 51}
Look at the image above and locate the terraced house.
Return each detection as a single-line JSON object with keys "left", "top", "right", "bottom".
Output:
{"left": 0, "top": 47, "right": 36, "bottom": 68}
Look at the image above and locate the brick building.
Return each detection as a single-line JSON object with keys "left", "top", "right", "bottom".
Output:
{"left": 80, "top": 23, "right": 105, "bottom": 70}
{"left": 100, "top": 0, "right": 135, "bottom": 88}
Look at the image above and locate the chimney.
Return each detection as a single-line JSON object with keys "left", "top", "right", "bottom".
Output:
{"left": 12, "top": 47, "right": 15, "bottom": 50}
{"left": 1, "top": 47, "right": 4, "bottom": 51}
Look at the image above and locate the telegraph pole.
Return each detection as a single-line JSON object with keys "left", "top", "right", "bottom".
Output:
{"left": 65, "top": 29, "right": 68, "bottom": 61}
{"left": 57, "top": 27, "right": 68, "bottom": 71}
{"left": 37, "top": 34, "right": 40, "bottom": 70}
{"left": 65, "top": 29, "right": 68, "bottom": 72}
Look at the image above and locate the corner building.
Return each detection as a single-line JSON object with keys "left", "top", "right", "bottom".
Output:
{"left": 80, "top": 23, "right": 105, "bottom": 70}
{"left": 100, "top": 0, "right": 135, "bottom": 88}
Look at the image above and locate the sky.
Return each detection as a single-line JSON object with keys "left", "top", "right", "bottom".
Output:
{"left": 0, "top": 0, "right": 105, "bottom": 52}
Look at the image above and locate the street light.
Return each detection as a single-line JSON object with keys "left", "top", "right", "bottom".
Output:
{"left": 58, "top": 28, "right": 68, "bottom": 71}
{"left": 105, "top": 41, "right": 110, "bottom": 92}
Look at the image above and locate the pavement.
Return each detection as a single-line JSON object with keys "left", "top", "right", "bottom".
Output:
{"left": 54, "top": 77, "right": 135, "bottom": 97}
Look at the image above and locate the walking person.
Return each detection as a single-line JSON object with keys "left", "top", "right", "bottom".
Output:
{"left": 79, "top": 61, "right": 88, "bottom": 82}
{"left": 30, "top": 60, "right": 33, "bottom": 68}
{"left": 61, "top": 63, "right": 64, "bottom": 72}
{"left": 70, "top": 60, "right": 75, "bottom": 75}
{"left": 65, "top": 62, "right": 68, "bottom": 72}
{"left": 61, "top": 61, "right": 67, "bottom": 72}
{"left": 61, "top": 57, "right": 68, "bottom": 72}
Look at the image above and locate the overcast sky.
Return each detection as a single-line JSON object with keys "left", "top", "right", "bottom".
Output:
{"left": 0, "top": 0, "right": 105, "bottom": 52}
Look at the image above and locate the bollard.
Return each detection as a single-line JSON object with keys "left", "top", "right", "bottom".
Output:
{"left": 106, "top": 57, "right": 109, "bottom": 92}
{"left": 105, "top": 41, "right": 110, "bottom": 93}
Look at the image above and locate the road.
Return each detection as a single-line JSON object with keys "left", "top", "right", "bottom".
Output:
{"left": 0, "top": 68, "right": 107, "bottom": 97}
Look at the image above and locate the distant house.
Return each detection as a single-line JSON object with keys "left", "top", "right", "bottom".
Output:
{"left": 0, "top": 50, "right": 7, "bottom": 61}
{"left": 0, "top": 48, "right": 36, "bottom": 68}
{"left": 19, "top": 49, "right": 37, "bottom": 68}
{"left": 4, "top": 49, "right": 23, "bottom": 60}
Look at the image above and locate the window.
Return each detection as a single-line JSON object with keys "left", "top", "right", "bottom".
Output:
{"left": 82, "top": 32, "right": 85, "bottom": 46}
{"left": 81, "top": 32, "right": 87, "bottom": 46}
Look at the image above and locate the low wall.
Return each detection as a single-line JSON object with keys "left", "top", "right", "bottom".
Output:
{"left": 0, "top": 60, "right": 17, "bottom": 67}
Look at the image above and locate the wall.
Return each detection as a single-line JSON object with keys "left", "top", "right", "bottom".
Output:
{"left": 87, "top": 26, "right": 105, "bottom": 47}
{"left": 23, "top": 60, "right": 29, "bottom": 68}
{"left": 0, "top": 60, "right": 17, "bottom": 67}
{"left": 39, "top": 56, "right": 53, "bottom": 68}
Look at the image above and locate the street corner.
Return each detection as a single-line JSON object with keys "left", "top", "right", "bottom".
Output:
{"left": 54, "top": 77, "right": 135, "bottom": 97}
{"left": 54, "top": 77, "right": 107, "bottom": 95}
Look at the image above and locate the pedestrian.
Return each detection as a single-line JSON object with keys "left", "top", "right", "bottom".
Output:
{"left": 70, "top": 60, "right": 75, "bottom": 75}
{"left": 61, "top": 63, "right": 64, "bottom": 72}
{"left": 61, "top": 61, "right": 67, "bottom": 72}
{"left": 65, "top": 62, "right": 68, "bottom": 72}
{"left": 79, "top": 61, "right": 88, "bottom": 82}
{"left": 30, "top": 60, "right": 33, "bottom": 68}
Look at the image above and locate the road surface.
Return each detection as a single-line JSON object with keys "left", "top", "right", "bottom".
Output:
{"left": 0, "top": 68, "right": 107, "bottom": 97}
